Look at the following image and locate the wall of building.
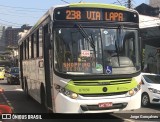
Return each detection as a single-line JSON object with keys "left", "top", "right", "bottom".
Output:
{"left": 144, "top": 45, "right": 160, "bottom": 74}
{"left": 149, "top": 0, "right": 160, "bottom": 7}
{"left": 0, "top": 26, "right": 6, "bottom": 51}
{"left": 5, "top": 24, "right": 32, "bottom": 47}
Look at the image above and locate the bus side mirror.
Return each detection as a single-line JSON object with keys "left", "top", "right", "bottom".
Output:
{"left": 45, "top": 33, "right": 51, "bottom": 49}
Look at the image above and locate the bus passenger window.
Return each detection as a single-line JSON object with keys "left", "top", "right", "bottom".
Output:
{"left": 39, "top": 27, "right": 43, "bottom": 57}
{"left": 29, "top": 37, "right": 32, "bottom": 59}
{"left": 36, "top": 30, "right": 39, "bottom": 57}
{"left": 31, "top": 34, "right": 34, "bottom": 58}
{"left": 34, "top": 33, "right": 37, "bottom": 58}
{"left": 26, "top": 38, "right": 29, "bottom": 59}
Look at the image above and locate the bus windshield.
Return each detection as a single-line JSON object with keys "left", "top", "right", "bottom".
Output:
{"left": 54, "top": 27, "right": 140, "bottom": 75}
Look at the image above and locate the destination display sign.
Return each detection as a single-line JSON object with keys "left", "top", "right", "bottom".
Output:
{"left": 54, "top": 7, "right": 138, "bottom": 23}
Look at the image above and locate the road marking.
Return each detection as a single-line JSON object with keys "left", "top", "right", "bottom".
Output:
{"left": 1, "top": 92, "right": 14, "bottom": 112}
{"left": 1, "top": 92, "right": 23, "bottom": 122}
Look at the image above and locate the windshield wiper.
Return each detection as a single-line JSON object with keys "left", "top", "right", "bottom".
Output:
{"left": 74, "top": 23, "right": 95, "bottom": 49}
{"left": 115, "top": 25, "right": 124, "bottom": 67}
{"left": 74, "top": 23, "right": 96, "bottom": 66}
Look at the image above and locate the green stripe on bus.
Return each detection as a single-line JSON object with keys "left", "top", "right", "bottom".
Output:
{"left": 65, "top": 78, "right": 138, "bottom": 94}
{"left": 69, "top": 3, "right": 126, "bottom": 10}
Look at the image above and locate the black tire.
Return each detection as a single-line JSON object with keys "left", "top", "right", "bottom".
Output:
{"left": 10, "top": 78, "right": 13, "bottom": 85}
{"left": 141, "top": 93, "right": 150, "bottom": 107}
{"left": 24, "top": 81, "right": 30, "bottom": 98}
{"left": 7, "top": 78, "right": 10, "bottom": 84}
{"left": 6, "top": 78, "right": 9, "bottom": 84}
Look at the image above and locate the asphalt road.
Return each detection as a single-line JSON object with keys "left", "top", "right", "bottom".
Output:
{"left": 0, "top": 79, "right": 124, "bottom": 122}
{"left": 0, "top": 79, "right": 160, "bottom": 122}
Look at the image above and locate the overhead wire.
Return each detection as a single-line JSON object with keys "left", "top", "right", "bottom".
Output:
{"left": 0, "top": 12, "right": 40, "bottom": 19}
{"left": 0, "top": 4, "right": 47, "bottom": 11}
{"left": 112, "top": 0, "right": 126, "bottom": 5}
{"left": 112, "top": 0, "right": 137, "bottom": 8}
{"left": 0, "top": 0, "right": 142, "bottom": 27}
{"left": 60, "top": 0, "right": 70, "bottom": 4}
{"left": 0, "top": 4, "right": 48, "bottom": 27}
{"left": 116, "top": 0, "right": 123, "bottom": 5}
{"left": 0, "top": 18, "right": 24, "bottom": 26}
{"left": 0, "top": 1, "right": 159, "bottom": 27}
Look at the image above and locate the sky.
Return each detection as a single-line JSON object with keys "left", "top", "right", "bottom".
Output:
{"left": 0, "top": 0, "right": 148, "bottom": 28}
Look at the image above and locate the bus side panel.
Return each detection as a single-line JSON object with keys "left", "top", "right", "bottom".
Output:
{"left": 22, "top": 58, "right": 45, "bottom": 103}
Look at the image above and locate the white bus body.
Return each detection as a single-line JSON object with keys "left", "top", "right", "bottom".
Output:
{"left": 18, "top": 3, "right": 142, "bottom": 113}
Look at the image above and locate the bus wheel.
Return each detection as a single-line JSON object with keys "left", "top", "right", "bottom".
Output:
{"left": 24, "top": 81, "right": 29, "bottom": 98}
{"left": 141, "top": 93, "right": 150, "bottom": 107}
{"left": 41, "top": 86, "right": 48, "bottom": 112}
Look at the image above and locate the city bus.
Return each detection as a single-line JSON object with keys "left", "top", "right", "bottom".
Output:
{"left": 18, "top": 3, "right": 142, "bottom": 113}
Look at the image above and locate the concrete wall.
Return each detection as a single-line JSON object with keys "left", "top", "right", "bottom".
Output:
{"left": 150, "top": 0, "right": 160, "bottom": 7}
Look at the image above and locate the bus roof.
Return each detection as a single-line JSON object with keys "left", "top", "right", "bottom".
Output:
{"left": 139, "top": 14, "right": 160, "bottom": 29}
{"left": 68, "top": 3, "right": 126, "bottom": 10}
{"left": 18, "top": 3, "right": 138, "bottom": 45}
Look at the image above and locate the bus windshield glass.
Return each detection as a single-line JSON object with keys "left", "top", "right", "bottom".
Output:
{"left": 54, "top": 27, "right": 140, "bottom": 75}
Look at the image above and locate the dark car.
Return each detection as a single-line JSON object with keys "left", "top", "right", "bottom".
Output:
{"left": 5, "top": 67, "right": 20, "bottom": 85}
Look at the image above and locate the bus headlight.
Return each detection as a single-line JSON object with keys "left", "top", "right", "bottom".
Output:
{"left": 126, "top": 82, "right": 141, "bottom": 97}
{"left": 55, "top": 84, "right": 78, "bottom": 99}
{"left": 129, "top": 90, "right": 134, "bottom": 96}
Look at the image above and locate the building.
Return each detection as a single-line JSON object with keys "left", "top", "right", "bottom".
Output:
{"left": 0, "top": 26, "right": 6, "bottom": 51}
{"left": 139, "top": 15, "right": 160, "bottom": 74}
{"left": 135, "top": 3, "right": 159, "bottom": 17}
{"left": 135, "top": 2, "right": 160, "bottom": 74}
{"left": 5, "top": 24, "right": 32, "bottom": 47}
{"left": 149, "top": 0, "right": 160, "bottom": 7}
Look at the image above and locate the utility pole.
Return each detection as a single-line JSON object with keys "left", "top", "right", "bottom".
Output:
{"left": 128, "top": 0, "right": 131, "bottom": 8}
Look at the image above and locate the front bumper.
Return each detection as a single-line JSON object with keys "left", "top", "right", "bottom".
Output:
{"left": 55, "top": 89, "right": 141, "bottom": 113}
{"left": 149, "top": 92, "right": 160, "bottom": 104}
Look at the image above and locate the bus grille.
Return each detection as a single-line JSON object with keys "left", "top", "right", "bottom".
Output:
{"left": 79, "top": 91, "right": 128, "bottom": 97}
{"left": 73, "top": 79, "right": 132, "bottom": 86}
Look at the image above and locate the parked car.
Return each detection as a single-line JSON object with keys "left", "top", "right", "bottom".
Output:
{"left": 141, "top": 72, "right": 160, "bottom": 107}
{"left": 0, "top": 66, "right": 5, "bottom": 80}
{"left": 5, "top": 67, "right": 20, "bottom": 85}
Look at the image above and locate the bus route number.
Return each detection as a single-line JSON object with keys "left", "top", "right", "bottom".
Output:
{"left": 66, "top": 10, "right": 81, "bottom": 20}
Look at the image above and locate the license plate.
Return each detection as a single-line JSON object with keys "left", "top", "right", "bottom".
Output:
{"left": 98, "top": 102, "right": 112, "bottom": 108}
